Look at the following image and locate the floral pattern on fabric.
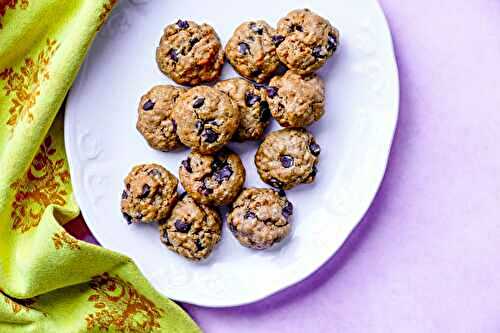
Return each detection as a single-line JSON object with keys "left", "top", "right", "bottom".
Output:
{"left": 52, "top": 231, "right": 81, "bottom": 250}
{"left": 0, "top": 39, "right": 59, "bottom": 132}
{"left": 85, "top": 273, "right": 164, "bottom": 332}
{"left": 0, "top": 0, "right": 29, "bottom": 28}
{"left": 10, "top": 135, "right": 70, "bottom": 233}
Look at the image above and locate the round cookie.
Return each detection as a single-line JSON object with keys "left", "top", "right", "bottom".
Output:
{"left": 179, "top": 148, "right": 245, "bottom": 206}
{"left": 215, "top": 78, "right": 271, "bottom": 141}
{"left": 159, "top": 194, "right": 222, "bottom": 260}
{"left": 225, "top": 20, "right": 281, "bottom": 83}
{"left": 156, "top": 20, "right": 225, "bottom": 85}
{"left": 255, "top": 128, "right": 320, "bottom": 190}
{"left": 227, "top": 188, "right": 293, "bottom": 250}
{"left": 136, "top": 85, "right": 185, "bottom": 151}
{"left": 173, "top": 86, "right": 240, "bottom": 154}
{"left": 121, "top": 164, "right": 178, "bottom": 224}
{"left": 267, "top": 71, "right": 325, "bottom": 128}
{"left": 276, "top": 9, "right": 339, "bottom": 74}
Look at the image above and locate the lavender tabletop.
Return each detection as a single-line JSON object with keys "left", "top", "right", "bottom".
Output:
{"left": 66, "top": 0, "right": 500, "bottom": 331}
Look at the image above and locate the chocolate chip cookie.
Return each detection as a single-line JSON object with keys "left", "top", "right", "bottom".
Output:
{"left": 173, "top": 86, "right": 240, "bottom": 154}
{"left": 136, "top": 85, "right": 185, "bottom": 151}
{"left": 159, "top": 194, "right": 222, "bottom": 260}
{"left": 215, "top": 78, "right": 270, "bottom": 141}
{"left": 255, "top": 128, "right": 320, "bottom": 190}
{"left": 276, "top": 9, "right": 339, "bottom": 74}
{"left": 156, "top": 20, "right": 225, "bottom": 85}
{"left": 225, "top": 20, "right": 281, "bottom": 83}
{"left": 267, "top": 71, "right": 325, "bottom": 128}
{"left": 179, "top": 148, "right": 245, "bottom": 206}
{"left": 227, "top": 188, "right": 293, "bottom": 249}
{"left": 121, "top": 164, "right": 178, "bottom": 224}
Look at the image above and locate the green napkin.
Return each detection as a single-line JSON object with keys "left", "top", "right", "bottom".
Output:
{"left": 0, "top": 1, "right": 200, "bottom": 332}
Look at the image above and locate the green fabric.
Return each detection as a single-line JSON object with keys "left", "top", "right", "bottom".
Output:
{"left": 0, "top": 1, "right": 200, "bottom": 332}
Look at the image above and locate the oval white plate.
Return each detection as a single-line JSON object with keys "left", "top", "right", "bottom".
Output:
{"left": 65, "top": 0, "right": 399, "bottom": 307}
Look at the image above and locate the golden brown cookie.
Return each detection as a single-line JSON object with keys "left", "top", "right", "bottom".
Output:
{"left": 121, "top": 164, "right": 178, "bottom": 224}
{"left": 276, "top": 9, "right": 339, "bottom": 74}
{"left": 136, "top": 85, "right": 185, "bottom": 151}
{"left": 156, "top": 20, "right": 225, "bottom": 85}
{"left": 255, "top": 128, "right": 320, "bottom": 190}
{"left": 159, "top": 194, "right": 222, "bottom": 260}
{"left": 227, "top": 188, "right": 293, "bottom": 249}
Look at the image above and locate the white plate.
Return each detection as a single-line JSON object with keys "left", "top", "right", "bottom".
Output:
{"left": 65, "top": 0, "right": 399, "bottom": 307}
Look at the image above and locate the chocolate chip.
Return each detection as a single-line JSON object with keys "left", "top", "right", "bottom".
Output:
{"left": 176, "top": 19, "right": 189, "bottom": 29}
{"left": 266, "top": 86, "right": 278, "bottom": 98}
{"left": 168, "top": 49, "right": 178, "bottom": 62}
{"left": 254, "top": 83, "right": 266, "bottom": 90}
{"left": 214, "top": 164, "right": 233, "bottom": 183}
{"left": 148, "top": 169, "right": 162, "bottom": 177}
{"left": 199, "top": 184, "right": 214, "bottom": 195}
{"left": 121, "top": 190, "right": 128, "bottom": 199}
{"left": 143, "top": 99, "right": 155, "bottom": 110}
{"left": 189, "top": 37, "right": 200, "bottom": 48}
{"left": 138, "top": 184, "right": 150, "bottom": 199}
{"left": 202, "top": 128, "right": 219, "bottom": 143}
{"left": 122, "top": 212, "right": 133, "bottom": 224}
{"left": 310, "top": 166, "right": 318, "bottom": 178}
{"left": 269, "top": 178, "right": 283, "bottom": 189}
{"left": 126, "top": 183, "right": 131, "bottom": 190}
{"left": 245, "top": 93, "right": 261, "bottom": 107}
{"left": 244, "top": 211, "right": 256, "bottom": 219}
{"left": 309, "top": 142, "right": 321, "bottom": 156}
{"left": 195, "top": 239, "right": 204, "bottom": 251}
{"left": 282, "top": 201, "right": 293, "bottom": 218}
{"left": 193, "top": 97, "right": 205, "bottom": 108}
{"left": 179, "top": 191, "right": 188, "bottom": 200}
{"left": 211, "top": 157, "right": 224, "bottom": 171}
{"left": 277, "top": 189, "right": 286, "bottom": 197}
{"left": 272, "top": 35, "right": 285, "bottom": 45}
{"left": 195, "top": 120, "right": 204, "bottom": 134}
{"left": 175, "top": 219, "right": 191, "bottom": 233}
{"left": 161, "top": 229, "right": 171, "bottom": 245}
{"left": 251, "top": 69, "right": 261, "bottom": 78}
{"left": 327, "top": 33, "right": 338, "bottom": 52}
{"left": 249, "top": 22, "right": 263, "bottom": 35}
{"left": 280, "top": 155, "right": 294, "bottom": 168}
{"left": 238, "top": 42, "right": 250, "bottom": 55}
{"left": 290, "top": 24, "right": 303, "bottom": 32}
{"left": 259, "top": 101, "right": 271, "bottom": 122}
{"left": 181, "top": 158, "right": 192, "bottom": 173}
{"left": 171, "top": 120, "right": 177, "bottom": 133}
{"left": 312, "top": 46, "right": 326, "bottom": 58}
{"left": 206, "top": 119, "right": 220, "bottom": 126}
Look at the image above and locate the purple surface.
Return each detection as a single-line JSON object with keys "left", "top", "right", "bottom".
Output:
{"left": 66, "top": 0, "right": 500, "bottom": 331}
{"left": 182, "top": 1, "right": 500, "bottom": 331}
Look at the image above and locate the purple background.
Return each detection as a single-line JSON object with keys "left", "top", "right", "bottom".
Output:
{"left": 66, "top": 0, "right": 500, "bottom": 331}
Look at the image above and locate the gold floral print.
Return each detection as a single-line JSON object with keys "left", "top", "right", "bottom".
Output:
{"left": 0, "top": 38, "right": 59, "bottom": 132}
{"left": 85, "top": 273, "right": 164, "bottom": 332}
{"left": 0, "top": 0, "right": 29, "bottom": 28}
{"left": 97, "top": 0, "right": 118, "bottom": 31}
{"left": 52, "top": 230, "right": 81, "bottom": 250}
{"left": 10, "top": 135, "right": 71, "bottom": 233}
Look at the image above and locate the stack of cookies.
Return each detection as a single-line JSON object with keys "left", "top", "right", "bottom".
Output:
{"left": 121, "top": 9, "right": 339, "bottom": 261}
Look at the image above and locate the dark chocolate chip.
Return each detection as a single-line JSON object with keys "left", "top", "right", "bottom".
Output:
{"left": 192, "top": 97, "right": 205, "bottom": 108}
{"left": 312, "top": 46, "right": 326, "bottom": 58}
{"left": 195, "top": 239, "right": 204, "bottom": 251}
{"left": 277, "top": 189, "right": 286, "bottom": 197}
{"left": 249, "top": 22, "right": 263, "bottom": 34}
{"left": 168, "top": 49, "right": 178, "bottom": 62}
{"left": 143, "top": 99, "right": 155, "bottom": 110}
{"left": 309, "top": 166, "right": 318, "bottom": 178}
{"left": 280, "top": 155, "right": 294, "bottom": 168}
{"left": 175, "top": 219, "right": 191, "bottom": 233}
{"left": 199, "top": 184, "right": 214, "bottom": 195}
{"left": 282, "top": 201, "right": 293, "bottom": 218}
{"left": 266, "top": 86, "right": 278, "bottom": 98}
{"left": 148, "top": 169, "right": 162, "bottom": 177}
{"left": 171, "top": 120, "right": 177, "bottom": 133}
{"left": 161, "top": 229, "right": 171, "bottom": 245}
{"left": 269, "top": 178, "right": 283, "bottom": 189}
{"left": 181, "top": 158, "right": 192, "bottom": 173}
{"left": 259, "top": 101, "right": 271, "bottom": 122}
{"left": 176, "top": 19, "right": 189, "bottom": 29}
{"left": 195, "top": 120, "right": 204, "bottom": 134}
{"left": 189, "top": 37, "right": 200, "bottom": 48}
{"left": 290, "top": 23, "right": 303, "bottom": 32}
{"left": 245, "top": 93, "right": 261, "bottom": 107}
{"left": 327, "top": 33, "right": 338, "bottom": 52}
{"left": 214, "top": 164, "right": 233, "bottom": 183}
{"left": 251, "top": 69, "right": 262, "bottom": 78}
{"left": 309, "top": 142, "right": 321, "bottom": 156}
{"left": 244, "top": 211, "right": 256, "bottom": 219}
{"left": 206, "top": 119, "right": 220, "bottom": 126}
{"left": 179, "top": 191, "right": 188, "bottom": 200}
{"left": 122, "top": 212, "right": 133, "bottom": 224}
{"left": 272, "top": 35, "right": 285, "bottom": 45}
{"left": 238, "top": 42, "right": 250, "bottom": 55}
{"left": 138, "top": 184, "right": 150, "bottom": 199}
{"left": 202, "top": 128, "right": 219, "bottom": 143}
{"left": 254, "top": 83, "right": 266, "bottom": 90}
{"left": 211, "top": 157, "right": 224, "bottom": 171}
{"left": 121, "top": 190, "right": 128, "bottom": 199}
